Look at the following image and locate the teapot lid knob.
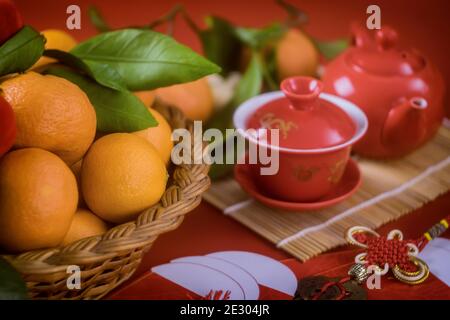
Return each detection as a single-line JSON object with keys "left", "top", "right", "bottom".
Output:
{"left": 375, "top": 26, "right": 398, "bottom": 50}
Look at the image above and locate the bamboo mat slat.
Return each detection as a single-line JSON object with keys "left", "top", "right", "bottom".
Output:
{"left": 203, "top": 126, "right": 450, "bottom": 261}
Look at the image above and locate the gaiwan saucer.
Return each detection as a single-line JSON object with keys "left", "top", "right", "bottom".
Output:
{"left": 234, "top": 159, "right": 361, "bottom": 212}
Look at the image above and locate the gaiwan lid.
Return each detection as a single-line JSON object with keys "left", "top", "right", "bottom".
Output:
{"left": 246, "top": 77, "right": 355, "bottom": 149}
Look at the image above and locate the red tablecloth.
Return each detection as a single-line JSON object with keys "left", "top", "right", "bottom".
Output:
{"left": 14, "top": 0, "right": 450, "bottom": 299}
{"left": 108, "top": 192, "right": 450, "bottom": 299}
{"left": 107, "top": 193, "right": 450, "bottom": 299}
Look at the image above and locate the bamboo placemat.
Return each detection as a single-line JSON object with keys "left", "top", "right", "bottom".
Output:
{"left": 203, "top": 125, "right": 450, "bottom": 261}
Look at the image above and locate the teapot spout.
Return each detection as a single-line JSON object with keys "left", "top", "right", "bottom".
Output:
{"left": 382, "top": 97, "right": 428, "bottom": 151}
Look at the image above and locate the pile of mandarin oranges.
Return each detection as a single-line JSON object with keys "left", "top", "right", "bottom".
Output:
{"left": 0, "top": 29, "right": 215, "bottom": 253}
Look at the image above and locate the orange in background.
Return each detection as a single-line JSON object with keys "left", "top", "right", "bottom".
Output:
{"left": 133, "top": 108, "right": 174, "bottom": 165}
{"left": 276, "top": 29, "right": 320, "bottom": 80}
{"left": 62, "top": 208, "right": 109, "bottom": 246}
{"left": 134, "top": 90, "right": 156, "bottom": 107}
{"left": 156, "top": 77, "right": 214, "bottom": 122}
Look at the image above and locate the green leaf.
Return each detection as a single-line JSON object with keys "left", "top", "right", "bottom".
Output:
{"left": 313, "top": 38, "right": 349, "bottom": 60}
{"left": 0, "top": 26, "right": 45, "bottom": 77}
{"left": 88, "top": 6, "right": 112, "bottom": 33}
{"left": 198, "top": 16, "right": 242, "bottom": 76}
{"left": 263, "top": 46, "right": 279, "bottom": 91}
{"left": 208, "top": 51, "right": 264, "bottom": 131}
{"left": 71, "top": 29, "right": 221, "bottom": 91}
{"left": 229, "top": 51, "right": 264, "bottom": 107}
{"left": 0, "top": 257, "right": 28, "bottom": 300}
{"left": 45, "top": 66, "right": 157, "bottom": 133}
{"left": 44, "top": 49, "right": 127, "bottom": 91}
{"left": 207, "top": 52, "right": 264, "bottom": 180}
{"left": 234, "top": 23, "right": 286, "bottom": 50}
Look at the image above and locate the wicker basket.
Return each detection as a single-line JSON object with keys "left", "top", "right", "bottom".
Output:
{"left": 1, "top": 101, "right": 210, "bottom": 299}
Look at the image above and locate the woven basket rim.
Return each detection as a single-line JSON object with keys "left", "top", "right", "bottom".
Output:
{"left": 2, "top": 101, "right": 210, "bottom": 279}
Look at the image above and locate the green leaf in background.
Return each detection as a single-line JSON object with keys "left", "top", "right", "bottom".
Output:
{"left": 229, "top": 51, "right": 265, "bottom": 107}
{"left": 207, "top": 138, "right": 239, "bottom": 180}
{"left": 313, "top": 38, "right": 349, "bottom": 60}
{"left": 44, "top": 49, "right": 127, "bottom": 91}
{"left": 71, "top": 29, "right": 221, "bottom": 91}
{"left": 88, "top": 6, "right": 112, "bottom": 33}
{"left": 0, "top": 257, "right": 28, "bottom": 300}
{"left": 263, "top": 46, "right": 279, "bottom": 91}
{"left": 208, "top": 51, "right": 264, "bottom": 132}
{"left": 45, "top": 66, "right": 157, "bottom": 133}
{"left": 0, "top": 26, "right": 45, "bottom": 77}
{"left": 208, "top": 51, "right": 264, "bottom": 180}
{"left": 234, "top": 23, "right": 286, "bottom": 50}
{"left": 195, "top": 16, "right": 242, "bottom": 76}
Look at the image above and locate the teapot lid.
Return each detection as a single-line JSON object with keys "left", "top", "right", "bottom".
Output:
{"left": 347, "top": 25, "right": 426, "bottom": 76}
{"left": 246, "top": 77, "right": 356, "bottom": 149}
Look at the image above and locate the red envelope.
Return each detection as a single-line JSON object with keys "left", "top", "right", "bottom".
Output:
{"left": 108, "top": 269, "right": 291, "bottom": 300}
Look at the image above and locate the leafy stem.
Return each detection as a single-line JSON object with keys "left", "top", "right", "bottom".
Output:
{"left": 262, "top": 57, "right": 277, "bottom": 91}
{"left": 181, "top": 9, "right": 201, "bottom": 34}
{"left": 275, "top": 0, "right": 308, "bottom": 28}
{"left": 89, "top": 4, "right": 185, "bottom": 36}
{"left": 147, "top": 4, "right": 184, "bottom": 36}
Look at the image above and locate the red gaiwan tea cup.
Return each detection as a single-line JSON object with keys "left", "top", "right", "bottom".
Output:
{"left": 233, "top": 76, "right": 368, "bottom": 202}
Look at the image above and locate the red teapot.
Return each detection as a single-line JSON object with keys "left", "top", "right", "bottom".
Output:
{"left": 322, "top": 25, "right": 446, "bottom": 158}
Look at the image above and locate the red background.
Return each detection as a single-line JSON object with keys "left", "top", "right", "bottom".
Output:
{"left": 12, "top": 0, "right": 450, "bottom": 298}
{"left": 14, "top": 0, "right": 450, "bottom": 106}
